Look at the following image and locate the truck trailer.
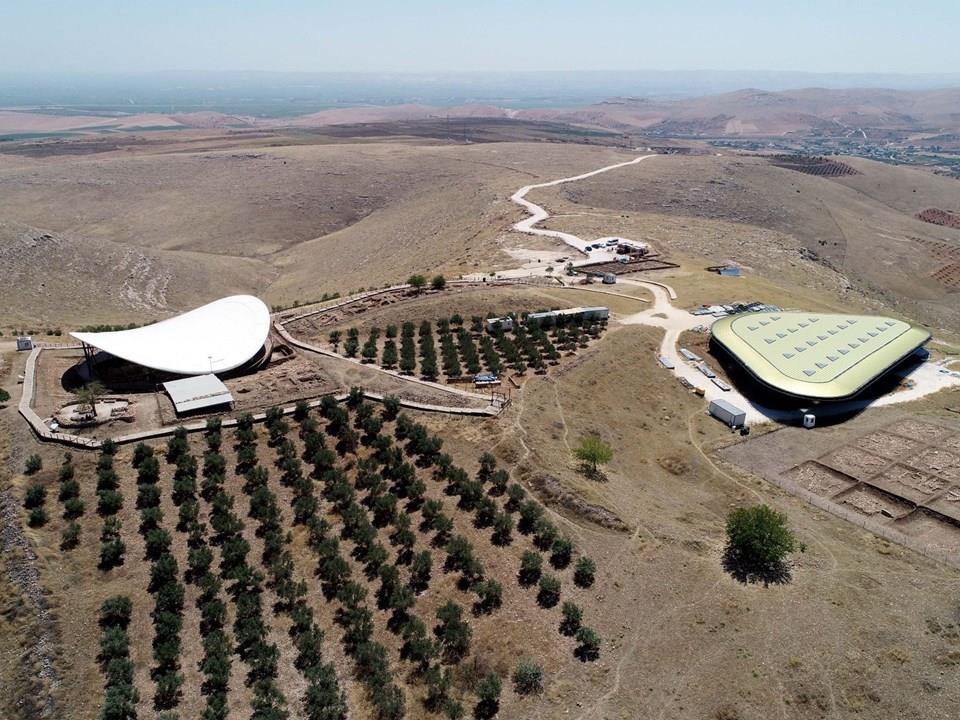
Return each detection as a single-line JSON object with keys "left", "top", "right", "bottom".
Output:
{"left": 708, "top": 399, "right": 746, "bottom": 428}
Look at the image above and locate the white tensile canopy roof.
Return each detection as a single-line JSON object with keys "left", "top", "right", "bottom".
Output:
{"left": 71, "top": 295, "right": 271, "bottom": 376}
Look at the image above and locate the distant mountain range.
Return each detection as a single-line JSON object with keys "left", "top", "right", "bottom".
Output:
{"left": 2, "top": 82, "right": 960, "bottom": 139}
{"left": 3, "top": 69, "right": 960, "bottom": 112}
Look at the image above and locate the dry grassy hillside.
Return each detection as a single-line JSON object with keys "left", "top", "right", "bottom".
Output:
{"left": 542, "top": 154, "right": 960, "bottom": 335}
{"left": 525, "top": 87, "right": 960, "bottom": 135}
{"left": 0, "top": 220, "right": 268, "bottom": 327}
{"left": 0, "top": 135, "right": 630, "bottom": 326}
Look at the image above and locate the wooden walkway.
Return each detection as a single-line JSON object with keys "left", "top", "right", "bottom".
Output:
{"left": 18, "top": 344, "right": 498, "bottom": 451}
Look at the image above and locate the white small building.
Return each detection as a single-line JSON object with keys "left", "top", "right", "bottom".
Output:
{"left": 163, "top": 374, "right": 234, "bottom": 415}
{"left": 485, "top": 317, "right": 513, "bottom": 333}
{"left": 16, "top": 336, "right": 33, "bottom": 351}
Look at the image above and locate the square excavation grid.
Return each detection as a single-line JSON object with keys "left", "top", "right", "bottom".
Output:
{"left": 870, "top": 464, "right": 949, "bottom": 505}
{"left": 783, "top": 461, "right": 857, "bottom": 497}
{"left": 927, "top": 487, "right": 960, "bottom": 524}
{"left": 893, "top": 511, "right": 960, "bottom": 554}
{"left": 889, "top": 419, "right": 956, "bottom": 444}
{"left": 855, "top": 430, "right": 923, "bottom": 461}
{"left": 906, "top": 448, "right": 960, "bottom": 483}
{"left": 942, "top": 434, "right": 960, "bottom": 456}
{"left": 820, "top": 445, "right": 889, "bottom": 479}
{"left": 836, "top": 486, "right": 912, "bottom": 519}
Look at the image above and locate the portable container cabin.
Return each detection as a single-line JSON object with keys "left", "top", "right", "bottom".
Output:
{"left": 709, "top": 399, "right": 746, "bottom": 428}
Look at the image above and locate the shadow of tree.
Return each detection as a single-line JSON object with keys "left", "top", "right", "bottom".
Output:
{"left": 577, "top": 463, "right": 608, "bottom": 482}
{"left": 722, "top": 546, "right": 792, "bottom": 587}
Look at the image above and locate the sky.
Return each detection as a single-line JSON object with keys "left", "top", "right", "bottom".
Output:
{"left": 1, "top": 0, "right": 956, "bottom": 75}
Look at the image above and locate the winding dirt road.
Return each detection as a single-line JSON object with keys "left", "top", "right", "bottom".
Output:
{"left": 508, "top": 152, "right": 960, "bottom": 424}
{"left": 511, "top": 153, "right": 657, "bottom": 255}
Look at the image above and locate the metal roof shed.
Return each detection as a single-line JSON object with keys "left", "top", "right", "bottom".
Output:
{"left": 163, "top": 374, "right": 234, "bottom": 415}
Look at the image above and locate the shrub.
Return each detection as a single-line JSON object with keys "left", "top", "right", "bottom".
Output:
{"left": 533, "top": 518, "right": 558, "bottom": 551}
{"left": 474, "top": 672, "right": 501, "bottom": 719}
{"left": 574, "top": 626, "right": 601, "bottom": 661}
{"left": 505, "top": 483, "right": 526, "bottom": 511}
{"left": 58, "top": 461, "right": 75, "bottom": 483}
{"left": 145, "top": 528, "right": 173, "bottom": 560}
{"left": 517, "top": 500, "right": 543, "bottom": 534}
{"left": 488, "top": 469, "right": 509, "bottom": 496}
{"left": 58, "top": 478, "right": 80, "bottom": 502}
{"left": 537, "top": 574, "right": 561, "bottom": 608}
{"left": 518, "top": 551, "right": 542, "bottom": 587}
{"left": 573, "top": 557, "right": 596, "bottom": 588}
{"left": 24, "top": 483, "right": 46, "bottom": 509}
{"left": 443, "top": 535, "right": 475, "bottom": 574}
{"left": 382, "top": 395, "right": 401, "bottom": 421}
{"left": 431, "top": 274, "right": 447, "bottom": 291}
{"left": 166, "top": 428, "right": 189, "bottom": 463}
{"left": 409, "top": 550, "right": 432, "bottom": 593}
{"left": 0, "top": 388, "right": 9, "bottom": 404}
{"left": 443, "top": 698, "right": 464, "bottom": 720}
{"left": 474, "top": 496, "right": 497, "bottom": 528}
{"left": 60, "top": 522, "right": 81, "bottom": 550}
{"left": 472, "top": 579, "right": 502, "bottom": 615}
{"left": 549, "top": 536, "right": 574, "bottom": 569}
{"left": 400, "top": 617, "right": 435, "bottom": 669}
{"left": 491, "top": 512, "right": 513, "bottom": 546}
{"left": 97, "top": 490, "right": 123, "bottom": 516}
{"left": 63, "top": 496, "right": 85, "bottom": 520}
{"left": 27, "top": 506, "right": 48, "bottom": 527}
{"left": 132, "top": 442, "right": 153, "bottom": 469}
{"left": 99, "top": 596, "right": 132, "bottom": 628}
{"left": 99, "top": 536, "right": 126, "bottom": 569}
{"left": 24, "top": 454, "right": 42, "bottom": 475}
{"left": 431, "top": 514, "right": 454, "bottom": 547}
{"left": 434, "top": 601, "right": 471, "bottom": 662}
{"left": 512, "top": 660, "right": 543, "bottom": 695}
{"left": 559, "top": 601, "right": 582, "bottom": 636}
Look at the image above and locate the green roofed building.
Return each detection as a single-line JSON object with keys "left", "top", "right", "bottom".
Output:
{"left": 710, "top": 312, "right": 930, "bottom": 401}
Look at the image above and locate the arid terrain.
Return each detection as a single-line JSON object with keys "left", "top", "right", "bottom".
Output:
{"left": 4, "top": 87, "right": 960, "bottom": 138}
{"left": 3, "top": 106, "right": 960, "bottom": 720}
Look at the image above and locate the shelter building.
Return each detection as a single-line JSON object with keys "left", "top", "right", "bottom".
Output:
{"left": 711, "top": 311, "right": 930, "bottom": 402}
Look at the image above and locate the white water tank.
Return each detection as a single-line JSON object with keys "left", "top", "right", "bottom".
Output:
{"left": 803, "top": 413, "right": 816, "bottom": 429}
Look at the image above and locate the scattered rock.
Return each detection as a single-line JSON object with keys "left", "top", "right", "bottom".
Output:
{"left": 529, "top": 474, "right": 628, "bottom": 531}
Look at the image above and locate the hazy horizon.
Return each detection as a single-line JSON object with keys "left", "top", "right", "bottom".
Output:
{"left": 3, "top": 68, "right": 960, "bottom": 117}
{"left": 3, "top": 1, "right": 958, "bottom": 75}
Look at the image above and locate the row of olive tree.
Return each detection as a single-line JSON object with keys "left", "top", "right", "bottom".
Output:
{"left": 97, "top": 596, "right": 139, "bottom": 720}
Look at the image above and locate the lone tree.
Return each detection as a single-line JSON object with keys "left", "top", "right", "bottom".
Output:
{"left": 73, "top": 380, "right": 106, "bottom": 418}
{"left": 573, "top": 435, "right": 612, "bottom": 478}
{"left": 724, "top": 504, "right": 796, "bottom": 582}
{"left": 431, "top": 274, "right": 447, "bottom": 291}
{"left": 408, "top": 274, "right": 427, "bottom": 294}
